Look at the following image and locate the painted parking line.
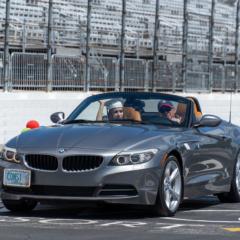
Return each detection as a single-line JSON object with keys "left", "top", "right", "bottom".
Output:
{"left": 182, "top": 210, "right": 240, "bottom": 213}
{"left": 164, "top": 217, "right": 240, "bottom": 224}
{"left": 224, "top": 228, "right": 240, "bottom": 232}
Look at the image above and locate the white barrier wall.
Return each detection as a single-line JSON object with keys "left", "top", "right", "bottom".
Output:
{"left": 0, "top": 92, "right": 94, "bottom": 144}
{"left": 0, "top": 92, "right": 239, "bottom": 144}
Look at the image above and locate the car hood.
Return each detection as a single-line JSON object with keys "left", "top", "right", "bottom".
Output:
{"left": 14, "top": 123, "right": 182, "bottom": 151}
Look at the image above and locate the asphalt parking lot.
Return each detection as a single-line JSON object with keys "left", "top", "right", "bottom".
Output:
{"left": 0, "top": 196, "right": 239, "bottom": 240}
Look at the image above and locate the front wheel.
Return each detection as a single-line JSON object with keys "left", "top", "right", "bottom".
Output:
{"left": 153, "top": 155, "right": 183, "bottom": 217}
{"left": 217, "top": 153, "right": 240, "bottom": 203}
{"left": 2, "top": 199, "right": 37, "bottom": 212}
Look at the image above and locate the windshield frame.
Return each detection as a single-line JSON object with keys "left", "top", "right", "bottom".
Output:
{"left": 66, "top": 92, "right": 192, "bottom": 128}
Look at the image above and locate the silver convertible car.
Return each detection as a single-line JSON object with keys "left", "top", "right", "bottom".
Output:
{"left": 0, "top": 92, "right": 240, "bottom": 216}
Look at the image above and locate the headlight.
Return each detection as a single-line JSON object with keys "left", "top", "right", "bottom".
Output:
{"left": 1, "top": 146, "right": 22, "bottom": 164}
{"left": 110, "top": 149, "right": 158, "bottom": 166}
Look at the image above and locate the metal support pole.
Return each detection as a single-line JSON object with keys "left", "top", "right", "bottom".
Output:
{"left": 47, "top": 0, "right": 53, "bottom": 92}
{"left": 222, "top": 32, "right": 227, "bottom": 93}
{"left": 172, "top": 63, "right": 176, "bottom": 93}
{"left": 235, "top": 0, "right": 240, "bottom": 92}
{"left": 152, "top": 0, "right": 160, "bottom": 92}
{"left": 136, "top": 32, "right": 140, "bottom": 59}
{"left": 78, "top": 16, "right": 83, "bottom": 55}
{"left": 182, "top": 0, "right": 188, "bottom": 92}
{"left": 3, "top": 0, "right": 10, "bottom": 92}
{"left": 144, "top": 60, "right": 149, "bottom": 92}
{"left": 78, "top": 16, "right": 83, "bottom": 87}
{"left": 85, "top": 0, "right": 92, "bottom": 92}
{"left": 22, "top": 18, "right": 26, "bottom": 53}
{"left": 115, "top": 58, "right": 120, "bottom": 91}
{"left": 208, "top": 0, "right": 215, "bottom": 92}
{"left": 119, "top": 0, "right": 126, "bottom": 92}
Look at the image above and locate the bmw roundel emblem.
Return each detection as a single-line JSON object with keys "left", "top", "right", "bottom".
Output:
{"left": 58, "top": 149, "right": 65, "bottom": 154}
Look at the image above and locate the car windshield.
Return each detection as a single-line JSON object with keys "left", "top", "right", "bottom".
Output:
{"left": 66, "top": 93, "right": 190, "bottom": 127}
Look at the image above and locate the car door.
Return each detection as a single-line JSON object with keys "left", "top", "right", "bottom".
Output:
{"left": 184, "top": 120, "right": 234, "bottom": 197}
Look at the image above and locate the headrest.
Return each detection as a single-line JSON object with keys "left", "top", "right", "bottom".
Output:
{"left": 123, "top": 107, "right": 142, "bottom": 121}
{"left": 187, "top": 98, "right": 202, "bottom": 120}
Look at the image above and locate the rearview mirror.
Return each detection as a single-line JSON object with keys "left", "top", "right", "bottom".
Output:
{"left": 193, "top": 114, "right": 222, "bottom": 128}
{"left": 50, "top": 112, "right": 65, "bottom": 124}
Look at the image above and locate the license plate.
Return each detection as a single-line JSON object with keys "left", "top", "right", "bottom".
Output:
{"left": 3, "top": 169, "right": 31, "bottom": 188}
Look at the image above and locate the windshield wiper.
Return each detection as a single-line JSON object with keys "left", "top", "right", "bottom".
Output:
{"left": 108, "top": 119, "right": 148, "bottom": 125}
{"left": 64, "top": 118, "right": 149, "bottom": 125}
{"left": 63, "top": 118, "right": 181, "bottom": 127}
{"left": 63, "top": 119, "right": 107, "bottom": 125}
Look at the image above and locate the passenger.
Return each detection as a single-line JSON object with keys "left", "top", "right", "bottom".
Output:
{"left": 158, "top": 101, "right": 181, "bottom": 124}
{"left": 96, "top": 100, "right": 124, "bottom": 121}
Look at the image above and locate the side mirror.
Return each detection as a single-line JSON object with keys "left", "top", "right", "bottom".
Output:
{"left": 193, "top": 114, "right": 222, "bottom": 128}
{"left": 50, "top": 112, "right": 65, "bottom": 124}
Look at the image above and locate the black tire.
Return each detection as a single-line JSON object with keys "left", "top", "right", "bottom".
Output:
{"left": 2, "top": 199, "right": 37, "bottom": 212}
{"left": 217, "top": 153, "right": 240, "bottom": 203}
{"left": 153, "top": 155, "right": 183, "bottom": 217}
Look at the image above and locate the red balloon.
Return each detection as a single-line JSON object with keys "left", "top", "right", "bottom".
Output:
{"left": 26, "top": 120, "right": 40, "bottom": 129}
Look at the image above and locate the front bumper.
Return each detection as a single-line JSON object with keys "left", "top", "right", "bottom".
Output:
{"left": 0, "top": 159, "right": 162, "bottom": 205}
{"left": 1, "top": 192, "right": 141, "bottom": 205}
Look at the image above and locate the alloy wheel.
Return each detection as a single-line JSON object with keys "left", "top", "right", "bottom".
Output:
{"left": 163, "top": 160, "right": 182, "bottom": 212}
{"left": 236, "top": 154, "right": 240, "bottom": 194}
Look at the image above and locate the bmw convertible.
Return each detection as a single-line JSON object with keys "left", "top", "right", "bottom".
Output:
{"left": 0, "top": 92, "right": 240, "bottom": 216}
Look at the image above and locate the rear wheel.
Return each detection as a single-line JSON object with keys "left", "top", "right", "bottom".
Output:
{"left": 153, "top": 155, "right": 183, "bottom": 217}
{"left": 217, "top": 153, "right": 240, "bottom": 203}
{"left": 2, "top": 199, "right": 37, "bottom": 212}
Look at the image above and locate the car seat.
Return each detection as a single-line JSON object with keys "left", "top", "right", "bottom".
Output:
{"left": 176, "top": 103, "right": 187, "bottom": 122}
{"left": 123, "top": 107, "right": 142, "bottom": 121}
{"left": 187, "top": 96, "right": 202, "bottom": 121}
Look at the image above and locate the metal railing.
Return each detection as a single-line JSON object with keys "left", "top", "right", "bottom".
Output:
{"left": 52, "top": 55, "right": 84, "bottom": 90}
{"left": 89, "top": 56, "right": 117, "bottom": 90}
{"left": 123, "top": 59, "right": 146, "bottom": 90}
{"left": 0, "top": 52, "right": 239, "bottom": 92}
{"left": 10, "top": 53, "right": 47, "bottom": 90}
{"left": 148, "top": 61, "right": 182, "bottom": 91}
{"left": 1, "top": 1, "right": 240, "bottom": 93}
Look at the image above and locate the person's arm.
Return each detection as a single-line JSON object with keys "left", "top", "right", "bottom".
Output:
{"left": 96, "top": 100, "right": 105, "bottom": 121}
{"left": 171, "top": 117, "right": 182, "bottom": 124}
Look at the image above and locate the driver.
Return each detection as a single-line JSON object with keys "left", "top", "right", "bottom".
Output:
{"left": 96, "top": 100, "right": 124, "bottom": 121}
{"left": 158, "top": 101, "right": 181, "bottom": 124}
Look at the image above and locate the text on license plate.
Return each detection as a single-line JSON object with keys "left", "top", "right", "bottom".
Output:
{"left": 3, "top": 169, "right": 31, "bottom": 188}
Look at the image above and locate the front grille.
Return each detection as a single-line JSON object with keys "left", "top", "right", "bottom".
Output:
{"left": 62, "top": 155, "right": 103, "bottom": 172}
{"left": 4, "top": 186, "right": 96, "bottom": 197}
{"left": 25, "top": 154, "right": 58, "bottom": 171}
